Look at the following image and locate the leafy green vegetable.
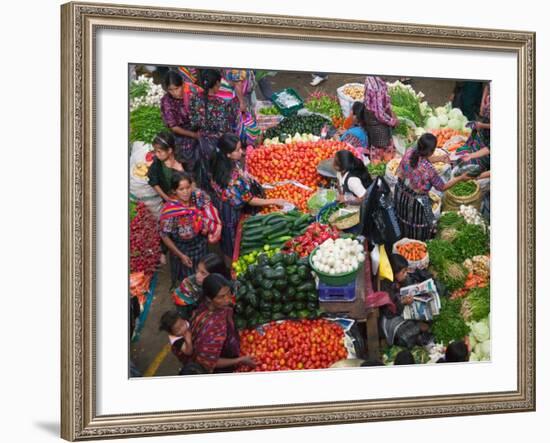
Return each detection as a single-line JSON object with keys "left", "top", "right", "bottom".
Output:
{"left": 467, "top": 286, "right": 490, "bottom": 322}
{"left": 426, "top": 239, "right": 462, "bottom": 270}
{"left": 432, "top": 298, "right": 470, "bottom": 346}
{"left": 437, "top": 212, "right": 466, "bottom": 230}
{"left": 388, "top": 88, "right": 424, "bottom": 126}
{"left": 129, "top": 200, "right": 137, "bottom": 221}
{"left": 130, "top": 80, "right": 150, "bottom": 100}
{"left": 367, "top": 162, "right": 387, "bottom": 177}
{"left": 259, "top": 106, "right": 280, "bottom": 115}
{"left": 449, "top": 180, "right": 477, "bottom": 197}
{"left": 305, "top": 94, "right": 343, "bottom": 120}
{"left": 452, "top": 224, "right": 490, "bottom": 262}
{"left": 439, "top": 260, "right": 468, "bottom": 292}
{"left": 130, "top": 105, "right": 167, "bottom": 144}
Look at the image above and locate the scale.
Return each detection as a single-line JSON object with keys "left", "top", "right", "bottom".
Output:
{"left": 318, "top": 279, "right": 357, "bottom": 303}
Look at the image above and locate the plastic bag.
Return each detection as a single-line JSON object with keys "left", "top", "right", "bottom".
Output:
{"left": 379, "top": 244, "right": 394, "bottom": 281}
{"left": 129, "top": 142, "right": 163, "bottom": 219}
{"left": 336, "top": 83, "right": 364, "bottom": 118}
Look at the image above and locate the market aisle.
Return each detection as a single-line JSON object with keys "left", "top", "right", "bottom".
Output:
{"left": 131, "top": 263, "right": 182, "bottom": 377}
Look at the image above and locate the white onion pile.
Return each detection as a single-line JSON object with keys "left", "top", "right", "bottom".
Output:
{"left": 311, "top": 238, "right": 365, "bottom": 275}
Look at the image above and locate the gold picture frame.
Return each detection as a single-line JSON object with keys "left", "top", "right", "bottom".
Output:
{"left": 61, "top": 1, "right": 536, "bottom": 440}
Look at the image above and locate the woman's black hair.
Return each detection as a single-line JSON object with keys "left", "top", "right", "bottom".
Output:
{"left": 199, "top": 253, "right": 228, "bottom": 279}
{"left": 351, "top": 101, "right": 368, "bottom": 133}
{"left": 170, "top": 171, "right": 195, "bottom": 192}
{"left": 159, "top": 310, "right": 182, "bottom": 333}
{"left": 334, "top": 150, "right": 372, "bottom": 188}
{"left": 162, "top": 70, "right": 184, "bottom": 92}
{"left": 445, "top": 340, "right": 469, "bottom": 363}
{"left": 390, "top": 253, "right": 409, "bottom": 275}
{"left": 202, "top": 273, "right": 230, "bottom": 301}
{"left": 410, "top": 133, "right": 437, "bottom": 168}
{"left": 210, "top": 133, "right": 241, "bottom": 188}
{"left": 152, "top": 131, "right": 176, "bottom": 151}
{"left": 394, "top": 350, "right": 416, "bottom": 365}
{"left": 198, "top": 69, "right": 222, "bottom": 122}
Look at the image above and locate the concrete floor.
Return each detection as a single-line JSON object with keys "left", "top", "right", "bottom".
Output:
{"left": 129, "top": 69, "right": 456, "bottom": 378}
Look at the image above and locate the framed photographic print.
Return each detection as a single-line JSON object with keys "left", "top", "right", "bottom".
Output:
{"left": 61, "top": 1, "right": 536, "bottom": 441}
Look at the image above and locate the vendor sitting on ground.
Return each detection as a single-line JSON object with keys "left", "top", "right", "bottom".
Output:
{"left": 333, "top": 149, "right": 372, "bottom": 205}
{"left": 379, "top": 254, "right": 431, "bottom": 349}
{"left": 338, "top": 101, "right": 369, "bottom": 153}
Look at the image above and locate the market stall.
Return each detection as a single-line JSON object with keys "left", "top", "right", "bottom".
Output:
{"left": 127, "top": 70, "right": 491, "bottom": 373}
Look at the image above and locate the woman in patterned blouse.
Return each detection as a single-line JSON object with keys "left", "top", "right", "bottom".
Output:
{"left": 210, "top": 133, "right": 289, "bottom": 265}
{"left": 339, "top": 101, "right": 369, "bottom": 153}
{"left": 160, "top": 71, "right": 201, "bottom": 170}
{"left": 395, "top": 133, "right": 469, "bottom": 240}
{"left": 159, "top": 172, "right": 222, "bottom": 288}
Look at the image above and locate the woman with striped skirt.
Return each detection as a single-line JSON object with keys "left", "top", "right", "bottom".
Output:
{"left": 395, "top": 133, "right": 469, "bottom": 241}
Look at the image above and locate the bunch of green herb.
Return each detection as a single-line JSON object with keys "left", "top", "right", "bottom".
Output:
{"left": 388, "top": 89, "right": 424, "bottom": 126}
{"left": 427, "top": 239, "right": 462, "bottom": 270}
{"left": 466, "top": 286, "right": 490, "bottom": 322}
{"left": 130, "top": 80, "right": 150, "bottom": 100}
{"left": 439, "top": 260, "right": 468, "bottom": 292}
{"left": 449, "top": 180, "right": 477, "bottom": 197}
{"left": 305, "top": 93, "right": 343, "bottom": 120}
{"left": 437, "top": 211, "right": 467, "bottom": 230}
{"left": 452, "top": 224, "right": 490, "bottom": 262}
{"left": 130, "top": 106, "right": 167, "bottom": 144}
{"left": 367, "top": 162, "right": 387, "bottom": 177}
{"left": 432, "top": 298, "right": 470, "bottom": 345}
{"left": 129, "top": 200, "right": 138, "bottom": 222}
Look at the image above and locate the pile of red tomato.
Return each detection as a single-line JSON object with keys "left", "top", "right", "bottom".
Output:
{"left": 246, "top": 140, "right": 354, "bottom": 187}
{"left": 261, "top": 184, "right": 314, "bottom": 214}
{"left": 236, "top": 318, "right": 348, "bottom": 372}
{"left": 283, "top": 222, "right": 340, "bottom": 257}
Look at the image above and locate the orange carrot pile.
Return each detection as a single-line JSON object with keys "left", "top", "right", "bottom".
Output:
{"left": 396, "top": 242, "right": 427, "bottom": 262}
{"left": 430, "top": 128, "right": 465, "bottom": 148}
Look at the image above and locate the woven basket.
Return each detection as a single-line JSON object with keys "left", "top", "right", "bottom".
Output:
{"left": 329, "top": 208, "right": 360, "bottom": 230}
{"left": 443, "top": 180, "right": 482, "bottom": 212}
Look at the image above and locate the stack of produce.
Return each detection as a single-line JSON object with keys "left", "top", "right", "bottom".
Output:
{"left": 247, "top": 140, "right": 354, "bottom": 187}
{"left": 425, "top": 104, "right": 470, "bottom": 132}
{"left": 304, "top": 91, "right": 344, "bottom": 127}
{"left": 239, "top": 211, "right": 313, "bottom": 255}
{"left": 458, "top": 205, "right": 487, "bottom": 229}
{"left": 264, "top": 114, "right": 331, "bottom": 140}
{"left": 258, "top": 105, "right": 280, "bottom": 116}
{"left": 130, "top": 75, "right": 164, "bottom": 111}
{"left": 261, "top": 184, "right": 314, "bottom": 213}
{"left": 387, "top": 80, "right": 432, "bottom": 144}
{"left": 467, "top": 317, "right": 491, "bottom": 362}
{"left": 232, "top": 245, "right": 281, "bottom": 277}
{"left": 130, "top": 105, "right": 167, "bottom": 144}
{"left": 283, "top": 222, "right": 340, "bottom": 258}
{"left": 431, "top": 297, "right": 471, "bottom": 346}
{"left": 130, "top": 202, "right": 161, "bottom": 275}
{"left": 367, "top": 162, "right": 387, "bottom": 177}
{"left": 395, "top": 241, "right": 428, "bottom": 263}
{"left": 460, "top": 286, "right": 490, "bottom": 323}
{"left": 451, "top": 256, "right": 489, "bottom": 299}
{"left": 263, "top": 133, "right": 320, "bottom": 146}
{"left": 429, "top": 128, "right": 467, "bottom": 148}
{"left": 310, "top": 238, "right": 365, "bottom": 276}
{"left": 234, "top": 252, "right": 320, "bottom": 329}
{"left": 341, "top": 84, "right": 365, "bottom": 101}
{"left": 236, "top": 318, "right": 348, "bottom": 372}
{"left": 307, "top": 189, "right": 338, "bottom": 216}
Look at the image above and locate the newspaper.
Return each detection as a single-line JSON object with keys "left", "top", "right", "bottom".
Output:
{"left": 399, "top": 278, "right": 441, "bottom": 321}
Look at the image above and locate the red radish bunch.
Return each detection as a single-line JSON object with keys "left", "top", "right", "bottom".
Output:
{"left": 130, "top": 202, "right": 161, "bottom": 275}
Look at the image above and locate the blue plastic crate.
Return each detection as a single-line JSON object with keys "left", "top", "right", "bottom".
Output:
{"left": 318, "top": 280, "right": 357, "bottom": 303}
